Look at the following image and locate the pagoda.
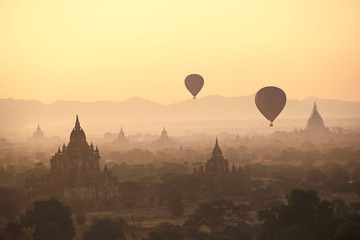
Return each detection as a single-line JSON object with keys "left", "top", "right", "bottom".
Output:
{"left": 31, "top": 124, "right": 45, "bottom": 141}
{"left": 306, "top": 102, "right": 328, "bottom": 132}
{"left": 205, "top": 138, "right": 229, "bottom": 174}
{"left": 49, "top": 115, "right": 117, "bottom": 199}
{"left": 194, "top": 138, "right": 242, "bottom": 176}
{"left": 151, "top": 127, "right": 175, "bottom": 147}
{"left": 112, "top": 127, "right": 129, "bottom": 146}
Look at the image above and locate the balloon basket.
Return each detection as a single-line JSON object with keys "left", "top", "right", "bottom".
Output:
{"left": 270, "top": 123, "right": 273, "bottom": 127}
{"left": 193, "top": 96, "right": 196, "bottom": 99}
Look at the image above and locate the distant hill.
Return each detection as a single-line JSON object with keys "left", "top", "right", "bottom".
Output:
{"left": 0, "top": 96, "right": 359, "bottom": 134}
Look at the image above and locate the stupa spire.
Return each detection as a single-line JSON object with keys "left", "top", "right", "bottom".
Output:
{"left": 75, "top": 115, "right": 81, "bottom": 130}
{"left": 306, "top": 101, "right": 326, "bottom": 130}
{"left": 212, "top": 137, "right": 223, "bottom": 157}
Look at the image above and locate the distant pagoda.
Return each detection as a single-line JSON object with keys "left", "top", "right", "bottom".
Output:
{"left": 49, "top": 115, "right": 117, "bottom": 199}
{"left": 306, "top": 102, "right": 328, "bottom": 131}
{"left": 194, "top": 138, "right": 242, "bottom": 176}
{"left": 31, "top": 124, "right": 45, "bottom": 140}
{"left": 151, "top": 127, "right": 175, "bottom": 147}
{"left": 206, "top": 138, "right": 229, "bottom": 173}
{"left": 112, "top": 127, "right": 129, "bottom": 146}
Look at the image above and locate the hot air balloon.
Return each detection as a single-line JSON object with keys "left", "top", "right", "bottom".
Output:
{"left": 255, "top": 86, "right": 286, "bottom": 127}
{"left": 185, "top": 74, "right": 204, "bottom": 99}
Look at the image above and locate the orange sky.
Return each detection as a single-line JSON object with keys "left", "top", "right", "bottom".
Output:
{"left": 0, "top": 0, "right": 359, "bottom": 104}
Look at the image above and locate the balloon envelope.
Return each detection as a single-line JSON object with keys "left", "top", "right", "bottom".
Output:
{"left": 185, "top": 74, "right": 204, "bottom": 99}
{"left": 255, "top": 86, "right": 286, "bottom": 126}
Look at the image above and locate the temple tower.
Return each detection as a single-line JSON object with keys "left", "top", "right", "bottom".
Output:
{"left": 31, "top": 124, "right": 45, "bottom": 140}
{"left": 205, "top": 138, "right": 229, "bottom": 174}
{"left": 49, "top": 115, "right": 117, "bottom": 199}
{"left": 112, "top": 127, "right": 129, "bottom": 146}
{"left": 306, "top": 102, "right": 327, "bottom": 131}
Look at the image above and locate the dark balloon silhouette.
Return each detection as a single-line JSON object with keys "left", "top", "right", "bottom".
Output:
{"left": 185, "top": 74, "right": 204, "bottom": 99}
{"left": 255, "top": 86, "right": 286, "bottom": 127}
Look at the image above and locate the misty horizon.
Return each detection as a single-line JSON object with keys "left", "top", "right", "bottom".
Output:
{"left": 1, "top": 94, "right": 359, "bottom": 139}
{"left": 2, "top": 94, "right": 360, "bottom": 106}
{"left": 0, "top": 95, "right": 360, "bottom": 135}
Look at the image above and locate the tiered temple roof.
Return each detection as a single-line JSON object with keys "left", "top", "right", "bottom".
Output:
{"left": 194, "top": 138, "right": 242, "bottom": 176}
{"left": 49, "top": 115, "right": 117, "bottom": 199}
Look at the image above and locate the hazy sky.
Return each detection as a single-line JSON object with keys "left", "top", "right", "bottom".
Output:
{"left": 1, "top": 0, "right": 359, "bottom": 104}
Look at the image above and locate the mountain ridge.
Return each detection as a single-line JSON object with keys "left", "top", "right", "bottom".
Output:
{"left": 0, "top": 95, "right": 359, "bottom": 132}
{"left": 3, "top": 95, "right": 360, "bottom": 106}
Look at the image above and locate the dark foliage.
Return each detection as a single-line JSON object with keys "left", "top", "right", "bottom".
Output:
{"left": 184, "top": 199, "right": 250, "bottom": 232}
{"left": 83, "top": 218, "right": 126, "bottom": 240}
{"left": 306, "top": 169, "right": 328, "bottom": 184}
{"left": 334, "top": 215, "right": 360, "bottom": 240}
{"left": 256, "top": 188, "right": 360, "bottom": 240}
{"left": 0, "top": 198, "right": 19, "bottom": 220}
{"left": 5, "top": 222, "right": 24, "bottom": 239}
{"left": 22, "top": 198, "right": 75, "bottom": 240}
{"left": 166, "top": 188, "right": 184, "bottom": 217}
{"left": 145, "top": 222, "right": 184, "bottom": 240}
{"left": 75, "top": 213, "right": 86, "bottom": 226}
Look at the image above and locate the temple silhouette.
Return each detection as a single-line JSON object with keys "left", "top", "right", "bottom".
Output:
{"left": 151, "top": 127, "right": 175, "bottom": 147}
{"left": 305, "top": 102, "right": 328, "bottom": 132}
{"left": 194, "top": 138, "right": 242, "bottom": 175}
{"left": 32, "top": 124, "right": 45, "bottom": 139}
{"left": 111, "top": 127, "right": 129, "bottom": 148}
{"left": 49, "top": 115, "right": 117, "bottom": 199}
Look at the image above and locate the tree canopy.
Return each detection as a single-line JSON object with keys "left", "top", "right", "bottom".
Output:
{"left": 22, "top": 198, "right": 75, "bottom": 240}
{"left": 256, "top": 188, "right": 350, "bottom": 240}
{"left": 83, "top": 218, "right": 126, "bottom": 240}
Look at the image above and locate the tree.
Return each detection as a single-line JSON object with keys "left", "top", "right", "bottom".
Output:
{"left": 306, "top": 169, "right": 328, "bottom": 184}
{"left": 216, "top": 175, "right": 252, "bottom": 197}
{"left": 257, "top": 189, "right": 336, "bottom": 240}
{"left": 333, "top": 198, "right": 349, "bottom": 218}
{"left": 207, "top": 224, "right": 252, "bottom": 240}
{"left": 118, "top": 181, "right": 142, "bottom": 197}
{"left": 166, "top": 188, "right": 184, "bottom": 218}
{"left": 184, "top": 200, "right": 250, "bottom": 233}
{"left": 334, "top": 216, "right": 360, "bottom": 240}
{"left": 5, "top": 222, "right": 24, "bottom": 240}
{"left": 128, "top": 214, "right": 144, "bottom": 240}
{"left": 285, "top": 189, "right": 331, "bottom": 224}
{"left": 75, "top": 213, "right": 86, "bottom": 226}
{"left": 349, "top": 202, "right": 360, "bottom": 214}
{"left": 163, "top": 174, "right": 205, "bottom": 202}
{"left": 182, "top": 226, "right": 208, "bottom": 240}
{"left": 0, "top": 168, "right": 12, "bottom": 185}
{"left": 145, "top": 222, "right": 184, "bottom": 240}
{"left": 351, "top": 166, "right": 360, "bottom": 181}
{"left": 37, "top": 222, "right": 63, "bottom": 240}
{"left": 279, "top": 148, "right": 304, "bottom": 162}
{"left": 349, "top": 181, "right": 360, "bottom": 196}
{"left": 331, "top": 167, "right": 350, "bottom": 184}
{"left": 345, "top": 160, "right": 360, "bottom": 170}
{"left": 157, "top": 162, "right": 188, "bottom": 176}
{"left": 279, "top": 224, "right": 315, "bottom": 240}
{"left": 0, "top": 198, "right": 19, "bottom": 220}
{"left": 83, "top": 218, "right": 126, "bottom": 240}
{"left": 22, "top": 198, "right": 75, "bottom": 240}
